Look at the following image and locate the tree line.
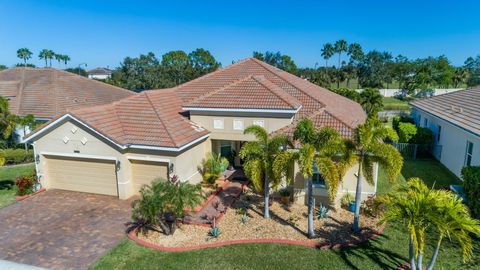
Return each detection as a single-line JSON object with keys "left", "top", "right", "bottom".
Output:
{"left": 16, "top": 48, "right": 70, "bottom": 68}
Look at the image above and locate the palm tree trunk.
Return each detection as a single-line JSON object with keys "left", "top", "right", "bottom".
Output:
{"left": 44, "top": 59, "right": 47, "bottom": 67}
{"left": 307, "top": 177, "right": 315, "bottom": 238}
{"left": 417, "top": 253, "right": 423, "bottom": 270}
{"left": 426, "top": 236, "right": 442, "bottom": 270}
{"left": 353, "top": 155, "right": 363, "bottom": 233}
{"left": 24, "top": 59, "right": 27, "bottom": 66}
{"left": 264, "top": 175, "right": 270, "bottom": 218}
{"left": 409, "top": 235, "right": 417, "bottom": 270}
{"left": 338, "top": 53, "right": 341, "bottom": 68}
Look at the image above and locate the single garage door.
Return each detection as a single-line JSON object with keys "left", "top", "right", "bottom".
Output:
{"left": 131, "top": 160, "right": 168, "bottom": 194}
{"left": 45, "top": 155, "right": 118, "bottom": 196}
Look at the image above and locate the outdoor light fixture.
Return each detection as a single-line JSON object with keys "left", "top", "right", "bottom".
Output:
{"left": 116, "top": 160, "right": 121, "bottom": 172}
{"left": 35, "top": 154, "right": 40, "bottom": 164}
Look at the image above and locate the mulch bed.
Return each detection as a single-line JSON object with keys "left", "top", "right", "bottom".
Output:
{"left": 134, "top": 187, "right": 382, "bottom": 249}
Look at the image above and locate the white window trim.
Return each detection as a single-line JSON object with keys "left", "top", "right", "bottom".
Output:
{"left": 213, "top": 119, "right": 224, "bottom": 130}
{"left": 233, "top": 119, "right": 244, "bottom": 130}
{"left": 465, "top": 141, "right": 474, "bottom": 166}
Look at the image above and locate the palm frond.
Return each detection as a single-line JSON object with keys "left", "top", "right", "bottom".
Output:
{"left": 370, "top": 143, "right": 403, "bottom": 182}
{"left": 243, "top": 159, "right": 264, "bottom": 192}
{"left": 315, "top": 157, "right": 340, "bottom": 200}
{"left": 244, "top": 125, "right": 268, "bottom": 143}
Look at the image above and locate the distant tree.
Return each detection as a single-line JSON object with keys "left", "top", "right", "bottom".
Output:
{"left": 188, "top": 48, "right": 220, "bottom": 78}
{"left": 0, "top": 96, "right": 17, "bottom": 139}
{"left": 252, "top": 51, "right": 298, "bottom": 74}
{"left": 334, "top": 40, "right": 348, "bottom": 68}
{"left": 110, "top": 52, "right": 162, "bottom": 90}
{"left": 65, "top": 67, "right": 88, "bottom": 77}
{"left": 452, "top": 67, "right": 469, "bottom": 88}
{"left": 62, "top": 55, "right": 70, "bottom": 68}
{"left": 347, "top": 43, "right": 364, "bottom": 64}
{"left": 39, "top": 49, "right": 55, "bottom": 67}
{"left": 55, "top": 54, "right": 63, "bottom": 66}
{"left": 16, "top": 48, "right": 32, "bottom": 66}
{"left": 161, "top": 50, "right": 190, "bottom": 86}
{"left": 321, "top": 43, "right": 335, "bottom": 68}
{"left": 464, "top": 55, "right": 480, "bottom": 87}
{"left": 0, "top": 65, "right": 7, "bottom": 70}
{"left": 359, "top": 88, "right": 384, "bottom": 116}
{"left": 358, "top": 50, "right": 392, "bottom": 88}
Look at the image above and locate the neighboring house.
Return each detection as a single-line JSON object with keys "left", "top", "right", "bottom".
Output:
{"left": 87, "top": 67, "right": 113, "bottom": 80}
{"left": 0, "top": 67, "right": 134, "bottom": 139}
{"left": 25, "top": 58, "right": 372, "bottom": 206}
{"left": 411, "top": 87, "right": 480, "bottom": 178}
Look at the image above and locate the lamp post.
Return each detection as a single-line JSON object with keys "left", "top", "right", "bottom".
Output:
{"left": 78, "top": 63, "right": 87, "bottom": 75}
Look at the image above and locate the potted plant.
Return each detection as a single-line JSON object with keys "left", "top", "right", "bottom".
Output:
{"left": 279, "top": 187, "right": 291, "bottom": 204}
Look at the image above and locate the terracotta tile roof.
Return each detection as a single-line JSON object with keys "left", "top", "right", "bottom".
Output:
{"left": 0, "top": 67, "right": 134, "bottom": 119}
{"left": 184, "top": 75, "right": 302, "bottom": 110}
{"left": 411, "top": 87, "right": 480, "bottom": 136}
{"left": 176, "top": 58, "right": 366, "bottom": 136}
{"left": 66, "top": 89, "right": 209, "bottom": 148}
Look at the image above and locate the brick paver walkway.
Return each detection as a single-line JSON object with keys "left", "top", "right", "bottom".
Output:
{"left": 184, "top": 170, "right": 248, "bottom": 225}
{"left": 0, "top": 190, "right": 131, "bottom": 270}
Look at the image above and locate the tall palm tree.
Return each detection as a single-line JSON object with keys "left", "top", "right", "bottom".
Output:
{"left": 55, "top": 54, "right": 63, "bottom": 67}
{"left": 0, "top": 96, "right": 17, "bottom": 139}
{"left": 39, "top": 49, "right": 55, "bottom": 67}
{"left": 334, "top": 40, "right": 348, "bottom": 68}
{"left": 273, "top": 118, "right": 355, "bottom": 238}
{"left": 16, "top": 48, "right": 32, "bottom": 66}
{"left": 359, "top": 88, "right": 384, "bottom": 116}
{"left": 347, "top": 43, "right": 364, "bottom": 64}
{"left": 62, "top": 55, "right": 71, "bottom": 68}
{"left": 381, "top": 178, "right": 480, "bottom": 270}
{"left": 321, "top": 43, "right": 334, "bottom": 68}
{"left": 348, "top": 117, "right": 403, "bottom": 232}
{"left": 239, "top": 125, "right": 290, "bottom": 218}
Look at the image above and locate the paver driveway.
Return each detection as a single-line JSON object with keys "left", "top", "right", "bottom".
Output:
{"left": 0, "top": 190, "right": 132, "bottom": 270}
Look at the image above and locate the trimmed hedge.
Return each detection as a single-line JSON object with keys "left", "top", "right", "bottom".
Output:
{"left": 1, "top": 149, "right": 34, "bottom": 165}
{"left": 462, "top": 166, "right": 480, "bottom": 218}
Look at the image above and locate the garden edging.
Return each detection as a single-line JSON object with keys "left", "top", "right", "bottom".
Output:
{"left": 127, "top": 224, "right": 385, "bottom": 252}
{"left": 15, "top": 188, "right": 46, "bottom": 201}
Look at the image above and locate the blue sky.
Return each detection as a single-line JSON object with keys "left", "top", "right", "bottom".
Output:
{"left": 1, "top": 0, "right": 479, "bottom": 69}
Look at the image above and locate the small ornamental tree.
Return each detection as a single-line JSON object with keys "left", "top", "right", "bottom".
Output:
{"left": 398, "top": 122, "right": 417, "bottom": 143}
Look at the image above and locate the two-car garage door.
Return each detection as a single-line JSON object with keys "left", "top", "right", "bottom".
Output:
{"left": 44, "top": 155, "right": 168, "bottom": 197}
{"left": 45, "top": 155, "right": 118, "bottom": 196}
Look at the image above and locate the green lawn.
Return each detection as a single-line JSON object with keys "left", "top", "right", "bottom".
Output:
{"left": 382, "top": 97, "right": 411, "bottom": 111}
{"left": 91, "top": 158, "right": 478, "bottom": 270}
{"left": 0, "top": 164, "right": 35, "bottom": 208}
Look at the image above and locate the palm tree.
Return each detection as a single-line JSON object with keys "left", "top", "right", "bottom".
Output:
{"left": 334, "top": 40, "right": 348, "bottom": 68}
{"left": 16, "top": 48, "right": 32, "bottom": 66}
{"left": 55, "top": 54, "right": 63, "bottom": 67}
{"left": 273, "top": 118, "right": 355, "bottom": 238}
{"left": 347, "top": 43, "right": 364, "bottom": 64}
{"left": 452, "top": 68, "right": 468, "bottom": 88}
{"left": 62, "top": 55, "right": 70, "bottom": 68}
{"left": 359, "top": 88, "right": 384, "bottom": 116}
{"left": 239, "top": 125, "right": 290, "bottom": 218}
{"left": 39, "top": 49, "right": 55, "bottom": 67}
{"left": 0, "top": 96, "right": 18, "bottom": 140}
{"left": 321, "top": 43, "right": 334, "bottom": 68}
{"left": 348, "top": 117, "right": 403, "bottom": 232}
{"left": 381, "top": 178, "right": 480, "bottom": 270}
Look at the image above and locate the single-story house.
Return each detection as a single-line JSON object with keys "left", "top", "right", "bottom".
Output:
{"left": 25, "top": 58, "right": 373, "bottom": 205}
{"left": 87, "top": 67, "right": 113, "bottom": 80}
{"left": 411, "top": 87, "right": 480, "bottom": 177}
{"left": 0, "top": 67, "right": 134, "bottom": 139}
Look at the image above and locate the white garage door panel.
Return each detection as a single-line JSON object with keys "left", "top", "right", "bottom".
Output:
{"left": 45, "top": 156, "right": 117, "bottom": 196}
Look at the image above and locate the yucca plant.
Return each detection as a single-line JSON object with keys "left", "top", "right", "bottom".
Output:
{"left": 381, "top": 178, "right": 480, "bottom": 270}
{"left": 239, "top": 125, "right": 290, "bottom": 218}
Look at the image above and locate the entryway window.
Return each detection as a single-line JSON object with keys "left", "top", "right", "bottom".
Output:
{"left": 312, "top": 164, "right": 325, "bottom": 188}
{"left": 233, "top": 119, "right": 244, "bottom": 130}
{"left": 220, "top": 141, "right": 232, "bottom": 157}
{"left": 465, "top": 141, "right": 474, "bottom": 166}
{"left": 253, "top": 120, "right": 265, "bottom": 128}
{"left": 213, "top": 119, "right": 224, "bottom": 129}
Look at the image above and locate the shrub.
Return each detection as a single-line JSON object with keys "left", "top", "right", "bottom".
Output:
{"left": 15, "top": 171, "right": 38, "bottom": 196}
{"left": 392, "top": 115, "right": 414, "bottom": 132}
{"left": 397, "top": 122, "right": 417, "bottom": 143}
{"left": 340, "top": 192, "right": 354, "bottom": 208}
{"left": 2, "top": 149, "right": 34, "bottom": 165}
{"left": 411, "top": 127, "right": 434, "bottom": 144}
{"left": 129, "top": 176, "right": 204, "bottom": 235}
{"left": 462, "top": 166, "right": 480, "bottom": 218}
{"left": 199, "top": 153, "right": 229, "bottom": 184}
{"left": 361, "top": 195, "right": 387, "bottom": 218}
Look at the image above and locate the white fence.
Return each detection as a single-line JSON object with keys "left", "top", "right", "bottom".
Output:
{"left": 356, "top": 88, "right": 464, "bottom": 97}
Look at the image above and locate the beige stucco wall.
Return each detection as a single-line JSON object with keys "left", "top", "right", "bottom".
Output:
{"left": 291, "top": 161, "right": 377, "bottom": 208}
{"left": 190, "top": 114, "right": 293, "bottom": 141}
{"left": 33, "top": 119, "right": 209, "bottom": 199}
{"left": 413, "top": 108, "right": 480, "bottom": 178}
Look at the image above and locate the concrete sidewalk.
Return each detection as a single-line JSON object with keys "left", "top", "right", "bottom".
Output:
{"left": 0, "top": 260, "right": 47, "bottom": 270}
